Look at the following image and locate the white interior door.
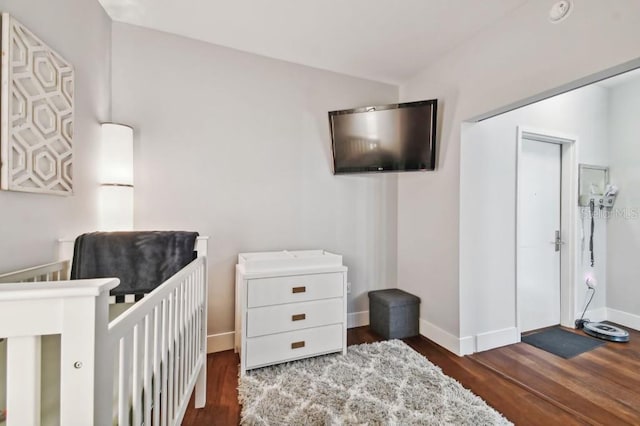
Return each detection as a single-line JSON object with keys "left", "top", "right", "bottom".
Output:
{"left": 518, "top": 138, "right": 561, "bottom": 332}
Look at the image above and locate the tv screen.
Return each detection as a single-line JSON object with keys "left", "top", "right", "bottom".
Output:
{"left": 329, "top": 99, "right": 437, "bottom": 174}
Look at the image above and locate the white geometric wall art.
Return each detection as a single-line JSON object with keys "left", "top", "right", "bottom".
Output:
{"left": 0, "top": 13, "right": 74, "bottom": 195}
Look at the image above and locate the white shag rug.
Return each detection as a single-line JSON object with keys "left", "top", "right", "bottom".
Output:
{"left": 239, "top": 340, "right": 512, "bottom": 425}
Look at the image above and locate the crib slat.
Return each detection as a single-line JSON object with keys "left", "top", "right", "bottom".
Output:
{"left": 174, "top": 287, "right": 179, "bottom": 418}
{"left": 177, "top": 284, "right": 183, "bottom": 402}
{"left": 198, "top": 268, "right": 202, "bottom": 352}
{"left": 187, "top": 276, "right": 193, "bottom": 380}
{"left": 132, "top": 323, "right": 142, "bottom": 426}
{"left": 186, "top": 277, "right": 191, "bottom": 389}
{"left": 153, "top": 305, "right": 162, "bottom": 426}
{"left": 167, "top": 292, "right": 175, "bottom": 424}
{"left": 143, "top": 314, "right": 152, "bottom": 426}
{"left": 161, "top": 298, "right": 169, "bottom": 426}
{"left": 6, "top": 336, "right": 41, "bottom": 426}
{"left": 175, "top": 287, "right": 181, "bottom": 410}
{"left": 179, "top": 285, "right": 183, "bottom": 405}
{"left": 177, "top": 285, "right": 183, "bottom": 407}
{"left": 195, "top": 269, "right": 200, "bottom": 352}
{"left": 118, "top": 334, "right": 132, "bottom": 426}
{"left": 175, "top": 288, "right": 181, "bottom": 420}
{"left": 171, "top": 288, "right": 178, "bottom": 419}
{"left": 195, "top": 270, "right": 200, "bottom": 363}
{"left": 173, "top": 288, "right": 179, "bottom": 415}
{"left": 185, "top": 276, "right": 189, "bottom": 391}
{"left": 193, "top": 271, "right": 199, "bottom": 369}
{"left": 180, "top": 281, "right": 186, "bottom": 399}
{"left": 184, "top": 277, "right": 190, "bottom": 386}
{"left": 192, "top": 274, "right": 197, "bottom": 372}
{"left": 189, "top": 276, "right": 194, "bottom": 387}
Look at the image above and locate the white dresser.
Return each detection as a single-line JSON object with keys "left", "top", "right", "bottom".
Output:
{"left": 235, "top": 250, "right": 347, "bottom": 375}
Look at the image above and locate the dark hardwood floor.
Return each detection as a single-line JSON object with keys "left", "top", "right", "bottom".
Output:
{"left": 471, "top": 325, "right": 640, "bottom": 425}
{"left": 183, "top": 326, "right": 640, "bottom": 425}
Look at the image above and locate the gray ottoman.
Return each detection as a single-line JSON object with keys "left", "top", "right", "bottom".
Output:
{"left": 368, "top": 289, "right": 420, "bottom": 339}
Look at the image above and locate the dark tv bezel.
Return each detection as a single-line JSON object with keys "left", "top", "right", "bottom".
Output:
{"left": 328, "top": 99, "right": 437, "bottom": 175}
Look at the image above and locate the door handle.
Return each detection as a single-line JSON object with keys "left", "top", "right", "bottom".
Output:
{"left": 550, "top": 230, "right": 565, "bottom": 252}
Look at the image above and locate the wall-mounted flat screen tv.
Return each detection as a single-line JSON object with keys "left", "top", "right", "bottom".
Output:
{"left": 329, "top": 99, "right": 437, "bottom": 174}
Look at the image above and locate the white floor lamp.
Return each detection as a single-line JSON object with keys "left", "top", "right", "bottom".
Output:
{"left": 99, "top": 123, "right": 134, "bottom": 231}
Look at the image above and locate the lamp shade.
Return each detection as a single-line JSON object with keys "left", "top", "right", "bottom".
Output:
{"left": 100, "top": 123, "right": 133, "bottom": 185}
{"left": 99, "top": 122, "right": 134, "bottom": 231}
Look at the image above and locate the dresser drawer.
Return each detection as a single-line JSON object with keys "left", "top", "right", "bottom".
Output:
{"left": 245, "top": 324, "right": 343, "bottom": 369}
{"left": 247, "top": 272, "right": 343, "bottom": 308}
{"left": 247, "top": 298, "right": 344, "bottom": 337}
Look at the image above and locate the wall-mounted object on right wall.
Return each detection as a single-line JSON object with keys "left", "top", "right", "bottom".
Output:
{"left": 578, "top": 164, "right": 617, "bottom": 208}
{"left": 0, "top": 13, "right": 75, "bottom": 195}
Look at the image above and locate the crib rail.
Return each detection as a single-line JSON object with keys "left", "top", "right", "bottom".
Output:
{"left": 0, "top": 255, "right": 208, "bottom": 425}
{"left": 106, "top": 256, "right": 207, "bottom": 426}
{"left": 0, "top": 260, "right": 69, "bottom": 283}
{"left": 0, "top": 278, "right": 119, "bottom": 426}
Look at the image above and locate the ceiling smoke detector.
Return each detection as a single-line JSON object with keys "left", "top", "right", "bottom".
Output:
{"left": 549, "top": 0, "right": 573, "bottom": 23}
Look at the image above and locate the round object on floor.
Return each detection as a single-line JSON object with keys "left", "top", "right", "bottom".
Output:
{"left": 583, "top": 322, "right": 630, "bottom": 343}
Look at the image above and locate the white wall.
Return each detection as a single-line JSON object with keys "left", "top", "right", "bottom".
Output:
{"left": 460, "top": 86, "right": 609, "bottom": 346}
{"left": 0, "top": 0, "right": 112, "bottom": 420}
{"left": 0, "top": 0, "right": 112, "bottom": 272}
{"left": 607, "top": 78, "right": 640, "bottom": 319}
{"left": 111, "top": 23, "right": 399, "bottom": 349}
{"left": 397, "top": 0, "right": 640, "bottom": 353}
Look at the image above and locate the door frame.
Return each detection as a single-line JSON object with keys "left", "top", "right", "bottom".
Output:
{"left": 516, "top": 126, "right": 577, "bottom": 332}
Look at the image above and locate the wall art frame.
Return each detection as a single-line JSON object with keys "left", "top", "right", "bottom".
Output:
{"left": 0, "top": 13, "right": 75, "bottom": 195}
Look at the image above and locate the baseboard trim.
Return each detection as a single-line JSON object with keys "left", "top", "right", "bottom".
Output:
{"left": 207, "top": 331, "right": 234, "bottom": 353}
{"left": 606, "top": 308, "right": 640, "bottom": 331}
{"left": 419, "top": 319, "right": 473, "bottom": 356}
{"left": 459, "top": 335, "right": 475, "bottom": 356}
{"left": 347, "top": 311, "right": 369, "bottom": 328}
{"left": 475, "top": 327, "right": 520, "bottom": 352}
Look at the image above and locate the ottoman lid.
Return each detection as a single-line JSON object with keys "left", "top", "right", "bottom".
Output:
{"left": 368, "top": 288, "right": 420, "bottom": 307}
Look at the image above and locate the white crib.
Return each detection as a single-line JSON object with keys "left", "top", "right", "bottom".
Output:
{"left": 0, "top": 236, "right": 209, "bottom": 426}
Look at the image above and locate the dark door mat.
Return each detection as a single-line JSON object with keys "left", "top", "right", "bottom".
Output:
{"left": 522, "top": 327, "right": 605, "bottom": 358}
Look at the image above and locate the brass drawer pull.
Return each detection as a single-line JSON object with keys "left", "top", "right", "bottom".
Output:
{"left": 291, "top": 341, "right": 305, "bottom": 349}
{"left": 292, "top": 286, "right": 306, "bottom": 294}
{"left": 292, "top": 313, "right": 306, "bottom": 321}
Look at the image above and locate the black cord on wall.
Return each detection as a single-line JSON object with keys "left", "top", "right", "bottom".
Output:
{"left": 590, "top": 198, "right": 595, "bottom": 267}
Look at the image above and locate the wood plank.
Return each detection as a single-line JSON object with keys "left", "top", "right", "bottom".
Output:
{"left": 183, "top": 350, "right": 241, "bottom": 425}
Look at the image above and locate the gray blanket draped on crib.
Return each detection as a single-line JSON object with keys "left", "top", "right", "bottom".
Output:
{"left": 70, "top": 231, "right": 199, "bottom": 297}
